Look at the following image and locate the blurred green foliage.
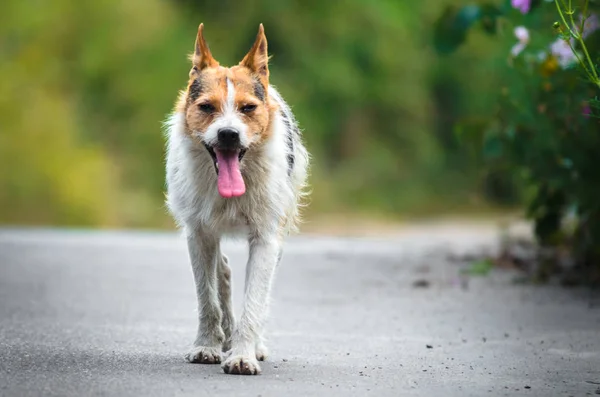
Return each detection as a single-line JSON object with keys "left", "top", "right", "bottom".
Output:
{"left": 0, "top": 0, "right": 516, "bottom": 228}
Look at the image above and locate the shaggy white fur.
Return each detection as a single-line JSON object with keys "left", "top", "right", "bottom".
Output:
{"left": 165, "top": 85, "right": 309, "bottom": 375}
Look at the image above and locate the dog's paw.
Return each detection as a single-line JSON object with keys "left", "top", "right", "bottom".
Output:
{"left": 255, "top": 343, "right": 268, "bottom": 361}
{"left": 185, "top": 346, "right": 222, "bottom": 364}
{"left": 222, "top": 354, "right": 261, "bottom": 375}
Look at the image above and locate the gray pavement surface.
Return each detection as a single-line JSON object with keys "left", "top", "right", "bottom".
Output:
{"left": 0, "top": 226, "right": 599, "bottom": 397}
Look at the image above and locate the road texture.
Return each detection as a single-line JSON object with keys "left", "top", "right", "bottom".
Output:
{"left": 0, "top": 225, "right": 599, "bottom": 397}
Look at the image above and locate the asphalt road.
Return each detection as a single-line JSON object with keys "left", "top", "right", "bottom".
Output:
{"left": 0, "top": 226, "right": 599, "bottom": 397}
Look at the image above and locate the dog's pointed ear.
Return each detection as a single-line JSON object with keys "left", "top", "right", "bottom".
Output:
{"left": 240, "top": 24, "right": 269, "bottom": 81}
{"left": 191, "top": 23, "right": 218, "bottom": 71}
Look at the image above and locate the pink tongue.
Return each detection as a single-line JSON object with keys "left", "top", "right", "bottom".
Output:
{"left": 215, "top": 149, "right": 246, "bottom": 198}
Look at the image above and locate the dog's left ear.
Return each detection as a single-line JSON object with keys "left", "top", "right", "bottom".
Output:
{"left": 240, "top": 24, "right": 269, "bottom": 82}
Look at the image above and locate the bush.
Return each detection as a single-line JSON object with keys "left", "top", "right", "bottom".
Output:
{"left": 434, "top": 0, "right": 600, "bottom": 279}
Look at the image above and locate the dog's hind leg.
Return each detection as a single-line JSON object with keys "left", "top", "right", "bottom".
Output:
{"left": 184, "top": 229, "right": 225, "bottom": 364}
{"left": 222, "top": 234, "right": 280, "bottom": 375}
{"left": 218, "top": 254, "right": 235, "bottom": 352}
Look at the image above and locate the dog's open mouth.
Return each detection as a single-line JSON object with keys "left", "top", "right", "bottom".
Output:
{"left": 204, "top": 144, "right": 247, "bottom": 198}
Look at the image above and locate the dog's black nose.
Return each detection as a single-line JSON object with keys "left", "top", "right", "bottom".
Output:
{"left": 217, "top": 128, "right": 240, "bottom": 148}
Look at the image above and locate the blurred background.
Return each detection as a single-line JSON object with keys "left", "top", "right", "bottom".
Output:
{"left": 0, "top": 0, "right": 548, "bottom": 229}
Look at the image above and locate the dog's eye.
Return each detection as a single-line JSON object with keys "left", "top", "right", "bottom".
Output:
{"left": 240, "top": 104, "right": 257, "bottom": 114}
{"left": 199, "top": 103, "right": 215, "bottom": 113}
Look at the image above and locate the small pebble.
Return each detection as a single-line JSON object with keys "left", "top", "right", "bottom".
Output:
{"left": 412, "top": 279, "right": 430, "bottom": 288}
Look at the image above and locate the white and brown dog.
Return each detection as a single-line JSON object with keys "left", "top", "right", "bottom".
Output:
{"left": 164, "top": 23, "right": 309, "bottom": 375}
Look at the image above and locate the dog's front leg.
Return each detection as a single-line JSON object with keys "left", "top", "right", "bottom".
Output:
{"left": 222, "top": 234, "right": 280, "bottom": 375}
{"left": 185, "top": 229, "right": 225, "bottom": 364}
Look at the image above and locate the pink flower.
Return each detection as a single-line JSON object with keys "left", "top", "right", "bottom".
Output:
{"left": 579, "top": 13, "right": 599, "bottom": 39}
{"left": 550, "top": 38, "right": 577, "bottom": 68}
{"left": 582, "top": 102, "right": 592, "bottom": 118}
{"left": 511, "top": 0, "right": 531, "bottom": 14}
{"left": 511, "top": 26, "right": 530, "bottom": 57}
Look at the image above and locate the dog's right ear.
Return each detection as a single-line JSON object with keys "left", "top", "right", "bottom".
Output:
{"left": 191, "top": 23, "right": 218, "bottom": 73}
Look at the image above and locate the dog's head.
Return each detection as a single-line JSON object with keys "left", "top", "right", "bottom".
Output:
{"left": 183, "top": 24, "right": 274, "bottom": 198}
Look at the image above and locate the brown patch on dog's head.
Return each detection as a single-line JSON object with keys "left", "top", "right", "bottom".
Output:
{"left": 180, "top": 23, "right": 276, "bottom": 146}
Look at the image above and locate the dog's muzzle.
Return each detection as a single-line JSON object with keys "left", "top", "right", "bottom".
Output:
{"left": 202, "top": 128, "right": 247, "bottom": 199}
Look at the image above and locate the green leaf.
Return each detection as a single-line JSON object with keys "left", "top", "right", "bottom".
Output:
{"left": 455, "top": 5, "right": 482, "bottom": 30}
{"left": 462, "top": 259, "right": 494, "bottom": 276}
{"left": 433, "top": 5, "right": 482, "bottom": 55}
{"left": 505, "top": 124, "right": 517, "bottom": 140}
{"left": 483, "top": 133, "right": 503, "bottom": 159}
{"left": 500, "top": 0, "right": 513, "bottom": 13}
{"left": 479, "top": 4, "right": 503, "bottom": 35}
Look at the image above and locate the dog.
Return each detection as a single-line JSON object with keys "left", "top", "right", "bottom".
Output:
{"left": 164, "top": 23, "right": 309, "bottom": 375}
